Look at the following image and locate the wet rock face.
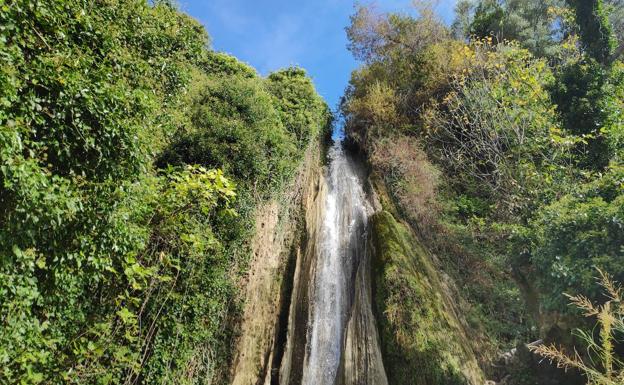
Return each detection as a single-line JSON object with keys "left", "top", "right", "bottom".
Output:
{"left": 369, "top": 210, "right": 484, "bottom": 385}
{"left": 279, "top": 142, "right": 388, "bottom": 385}
{"left": 234, "top": 140, "right": 488, "bottom": 385}
{"left": 338, "top": 251, "right": 388, "bottom": 385}
{"left": 229, "top": 145, "right": 323, "bottom": 385}
{"left": 277, "top": 161, "right": 326, "bottom": 385}
{"left": 229, "top": 201, "right": 283, "bottom": 385}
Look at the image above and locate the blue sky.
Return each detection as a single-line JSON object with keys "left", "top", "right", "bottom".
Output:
{"left": 178, "top": 1, "right": 458, "bottom": 110}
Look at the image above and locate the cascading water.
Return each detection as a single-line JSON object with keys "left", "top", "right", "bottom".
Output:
{"left": 296, "top": 140, "right": 387, "bottom": 385}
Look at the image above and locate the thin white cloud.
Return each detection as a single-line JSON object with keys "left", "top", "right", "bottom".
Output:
{"left": 206, "top": 0, "right": 251, "bottom": 33}
{"left": 252, "top": 14, "right": 306, "bottom": 73}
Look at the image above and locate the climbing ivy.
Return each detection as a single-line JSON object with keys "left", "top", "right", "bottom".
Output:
{"left": 0, "top": 0, "right": 330, "bottom": 383}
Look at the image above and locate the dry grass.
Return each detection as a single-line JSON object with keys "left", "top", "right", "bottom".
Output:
{"left": 371, "top": 134, "right": 441, "bottom": 239}
{"left": 530, "top": 269, "right": 624, "bottom": 385}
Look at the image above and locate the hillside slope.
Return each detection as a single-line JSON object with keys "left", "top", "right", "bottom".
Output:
{"left": 341, "top": 2, "right": 624, "bottom": 384}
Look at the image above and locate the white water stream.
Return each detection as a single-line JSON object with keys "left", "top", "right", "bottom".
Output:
{"left": 299, "top": 141, "right": 387, "bottom": 385}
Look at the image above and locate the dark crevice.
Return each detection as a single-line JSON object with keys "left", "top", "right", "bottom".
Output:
{"left": 270, "top": 207, "right": 307, "bottom": 385}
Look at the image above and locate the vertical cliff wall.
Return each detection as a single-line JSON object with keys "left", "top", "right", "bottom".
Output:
{"left": 365, "top": 174, "right": 485, "bottom": 385}
{"left": 230, "top": 141, "right": 487, "bottom": 385}
{"left": 229, "top": 142, "right": 325, "bottom": 385}
{"left": 369, "top": 210, "right": 484, "bottom": 385}
{"left": 277, "top": 148, "right": 327, "bottom": 385}
{"left": 289, "top": 142, "right": 388, "bottom": 385}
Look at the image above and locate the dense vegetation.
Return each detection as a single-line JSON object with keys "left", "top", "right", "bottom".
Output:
{"left": 3, "top": 0, "right": 623, "bottom": 383}
{"left": 0, "top": 1, "right": 330, "bottom": 384}
{"left": 342, "top": 1, "right": 623, "bottom": 383}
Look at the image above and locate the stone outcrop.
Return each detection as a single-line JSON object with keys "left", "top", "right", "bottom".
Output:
{"left": 277, "top": 147, "right": 327, "bottom": 385}
{"left": 229, "top": 143, "right": 325, "bottom": 385}
{"left": 369, "top": 210, "right": 485, "bottom": 385}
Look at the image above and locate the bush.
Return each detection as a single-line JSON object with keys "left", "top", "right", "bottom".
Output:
{"left": 266, "top": 67, "right": 331, "bottom": 148}
{"left": 158, "top": 74, "right": 298, "bottom": 192}
{"left": 160, "top": 64, "right": 331, "bottom": 196}
{"left": 1, "top": 2, "right": 216, "bottom": 380}
{"left": 531, "top": 166, "right": 624, "bottom": 312}
{"left": 370, "top": 134, "right": 441, "bottom": 238}
{"left": 531, "top": 269, "right": 624, "bottom": 385}
{"left": 550, "top": 59, "right": 615, "bottom": 170}
{"left": 0, "top": 165, "right": 237, "bottom": 384}
{"left": 201, "top": 52, "right": 258, "bottom": 78}
{"left": 425, "top": 43, "right": 569, "bottom": 220}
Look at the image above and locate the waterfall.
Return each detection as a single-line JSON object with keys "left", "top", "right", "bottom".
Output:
{"left": 297, "top": 141, "right": 388, "bottom": 385}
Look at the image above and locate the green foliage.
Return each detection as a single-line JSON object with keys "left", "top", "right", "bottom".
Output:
{"left": 567, "top": 0, "right": 617, "bottom": 64}
{"left": 159, "top": 74, "right": 297, "bottom": 190}
{"left": 451, "top": 0, "right": 475, "bottom": 39}
{"left": 605, "top": 62, "right": 624, "bottom": 161}
{"left": 427, "top": 43, "right": 567, "bottom": 219}
{"left": 531, "top": 270, "right": 624, "bottom": 385}
{"left": 1, "top": 165, "right": 237, "bottom": 384}
{"left": 266, "top": 67, "right": 332, "bottom": 149}
{"left": 545, "top": 0, "right": 624, "bottom": 172}
{"left": 160, "top": 63, "right": 330, "bottom": 195}
{"left": 370, "top": 211, "right": 483, "bottom": 385}
{"left": 0, "top": 1, "right": 228, "bottom": 381}
{"left": 550, "top": 59, "right": 618, "bottom": 169}
{"left": 504, "top": 0, "right": 565, "bottom": 58}
{"left": 530, "top": 166, "right": 624, "bottom": 312}
{"left": 607, "top": 0, "right": 624, "bottom": 45}
{"left": 0, "top": 0, "right": 205, "bottom": 184}
{"left": 346, "top": 3, "right": 449, "bottom": 64}
{"left": 201, "top": 52, "right": 258, "bottom": 78}
{"left": 0, "top": 0, "right": 329, "bottom": 383}
{"left": 455, "top": 0, "right": 577, "bottom": 58}
{"left": 470, "top": 0, "right": 505, "bottom": 39}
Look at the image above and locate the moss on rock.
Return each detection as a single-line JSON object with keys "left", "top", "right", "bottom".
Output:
{"left": 370, "top": 210, "right": 484, "bottom": 385}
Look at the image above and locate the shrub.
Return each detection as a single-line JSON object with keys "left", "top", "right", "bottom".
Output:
{"left": 425, "top": 43, "right": 570, "bottom": 219}
{"left": 158, "top": 74, "right": 298, "bottom": 192}
{"left": 370, "top": 134, "right": 441, "bottom": 239}
{"left": 201, "top": 52, "right": 258, "bottom": 78}
{"left": 0, "top": 165, "right": 237, "bottom": 384}
{"left": 531, "top": 166, "right": 624, "bottom": 312}
{"left": 550, "top": 59, "right": 615, "bottom": 170}
{"left": 266, "top": 67, "right": 331, "bottom": 149}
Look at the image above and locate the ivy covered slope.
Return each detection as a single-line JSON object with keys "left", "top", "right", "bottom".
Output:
{"left": 0, "top": 1, "right": 330, "bottom": 384}
{"left": 343, "top": 1, "right": 623, "bottom": 384}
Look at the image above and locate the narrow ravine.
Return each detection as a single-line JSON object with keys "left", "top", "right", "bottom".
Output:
{"left": 296, "top": 140, "right": 388, "bottom": 385}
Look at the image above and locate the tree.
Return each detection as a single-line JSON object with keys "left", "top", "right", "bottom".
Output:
{"left": 549, "top": 59, "right": 619, "bottom": 170}
{"left": 266, "top": 67, "right": 331, "bottom": 149}
{"left": 451, "top": 0, "right": 475, "bottom": 39}
{"left": 469, "top": 0, "right": 505, "bottom": 40}
{"left": 567, "top": 0, "right": 617, "bottom": 64}
{"left": 550, "top": 0, "right": 623, "bottom": 170}
{"left": 346, "top": 1, "right": 448, "bottom": 63}
{"left": 530, "top": 166, "right": 624, "bottom": 312}
{"left": 454, "top": 0, "right": 564, "bottom": 57}
{"left": 503, "top": 0, "right": 564, "bottom": 57}
{"left": 606, "top": 0, "right": 624, "bottom": 47}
